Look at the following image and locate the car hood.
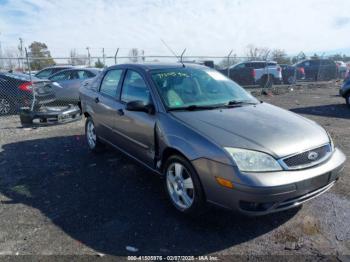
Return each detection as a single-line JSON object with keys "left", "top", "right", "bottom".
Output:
{"left": 171, "top": 102, "right": 329, "bottom": 158}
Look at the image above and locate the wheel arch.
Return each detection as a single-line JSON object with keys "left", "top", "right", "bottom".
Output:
{"left": 160, "top": 147, "right": 188, "bottom": 172}
{"left": 161, "top": 147, "right": 207, "bottom": 202}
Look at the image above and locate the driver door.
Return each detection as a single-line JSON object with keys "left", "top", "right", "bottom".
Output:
{"left": 113, "top": 69, "right": 156, "bottom": 167}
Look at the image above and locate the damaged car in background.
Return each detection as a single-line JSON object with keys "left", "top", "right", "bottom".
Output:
{"left": 0, "top": 72, "right": 55, "bottom": 115}
{"left": 0, "top": 72, "right": 81, "bottom": 125}
{"left": 79, "top": 63, "right": 346, "bottom": 215}
{"left": 48, "top": 67, "right": 102, "bottom": 104}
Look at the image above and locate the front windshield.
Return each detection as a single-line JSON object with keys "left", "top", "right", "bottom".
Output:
{"left": 150, "top": 67, "right": 258, "bottom": 109}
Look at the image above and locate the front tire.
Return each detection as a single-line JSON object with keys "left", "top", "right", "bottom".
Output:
{"left": 260, "top": 75, "right": 273, "bottom": 88}
{"left": 163, "top": 155, "right": 205, "bottom": 215}
{"left": 85, "top": 117, "right": 104, "bottom": 153}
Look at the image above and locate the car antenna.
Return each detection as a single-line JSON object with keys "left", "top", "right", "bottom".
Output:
{"left": 160, "top": 39, "right": 179, "bottom": 59}
{"left": 180, "top": 48, "right": 186, "bottom": 67}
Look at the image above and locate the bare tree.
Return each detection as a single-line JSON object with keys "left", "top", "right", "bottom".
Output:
{"left": 270, "top": 49, "right": 290, "bottom": 64}
{"left": 246, "top": 45, "right": 270, "bottom": 60}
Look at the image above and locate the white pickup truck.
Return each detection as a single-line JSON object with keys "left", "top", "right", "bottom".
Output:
{"left": 222, "top": 61, "right": 282, "bottom": 88}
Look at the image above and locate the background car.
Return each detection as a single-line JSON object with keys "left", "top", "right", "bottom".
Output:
{"left": 34, "top": 65, "right": 75, "bottom": 79}
{"left": 219, "top": 61, "right": 282, "bottom": 88}
{"left": 336, "top": 61, "right": 347, "bottom": 79}
{"left": 0, "top": 72, "right": 55, "bottom": 115}
{"left": 340, "top": 78, "right": 350, "bottom": 107}
{"left": 295, "top": 59, "right": 337, "bottom": 81}
{"left": 48, "top": 68, "right": 102, "bottom": 104}
{"left": 280, "top": 64, "right": 296, "bottom": 84}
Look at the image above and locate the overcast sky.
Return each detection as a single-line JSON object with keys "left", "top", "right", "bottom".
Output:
{"left": 0, "top": 0, "right": 349, "bottom": 58}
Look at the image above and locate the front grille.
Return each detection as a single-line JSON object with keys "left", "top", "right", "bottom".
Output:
{"left": 281, "top": 144, "right": 332, "bottom": 170}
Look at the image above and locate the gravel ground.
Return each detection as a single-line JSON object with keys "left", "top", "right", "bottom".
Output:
{"left": 0, "top": 83, "right": 349, "bottom": 259}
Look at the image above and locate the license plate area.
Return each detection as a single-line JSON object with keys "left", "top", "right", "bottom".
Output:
{"left": 297, "top": 173, "right": 330, "bottom": 193}
{"left": 58, "top": 114, "right": 71, "bottom": 121}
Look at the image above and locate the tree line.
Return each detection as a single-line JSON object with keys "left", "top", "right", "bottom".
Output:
{"left": 1, "top": 42, "right": 350, "bottom": 71}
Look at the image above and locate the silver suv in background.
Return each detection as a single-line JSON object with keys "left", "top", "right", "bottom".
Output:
{"left": 34, "top": 65, "right": 75, "bottom": 79}
{"left": 222, "top": 61, "right": 282, "bottom": 88}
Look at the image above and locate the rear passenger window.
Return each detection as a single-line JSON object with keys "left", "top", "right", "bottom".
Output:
{"left": 121, "top": 70, "right": 150, "bottom": 104}
{"left": 235, "top": 63, "right": 246, "bottom": 69}
{"left": 36, "top": 69, "right": 53, "bottom": 78}
{"left": 100, "top": 69, "right": 123, "bottom": 97}
{"left": 50, "top": 71, "right": 70, "bottom": 81}
{"left": 250, "top": 63, "right": 265, "bottom": 69}
{"left": 77, "top": 70, "right": 95, "bottom": 79}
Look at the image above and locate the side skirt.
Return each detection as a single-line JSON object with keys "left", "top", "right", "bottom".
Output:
{"left": 99, "top": 136, "right": 162, "bottom": 176}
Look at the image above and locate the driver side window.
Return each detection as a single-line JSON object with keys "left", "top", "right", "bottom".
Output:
{"left": 121, "top": 70, "right": 151, "bottom": 104}
{"left": 49, "top": 71, "right": 70, "bottom": 81}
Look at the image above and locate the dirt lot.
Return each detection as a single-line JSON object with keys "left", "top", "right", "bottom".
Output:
{"left": 0, "top": 83, "right": 349, "bottom": 259}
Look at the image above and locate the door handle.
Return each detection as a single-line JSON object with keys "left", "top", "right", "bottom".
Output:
{"left": 117, "top": 109, "right": 124, "bottom": 116}
{"left": 94, "top": 97, "right": 99, "bottom": 103}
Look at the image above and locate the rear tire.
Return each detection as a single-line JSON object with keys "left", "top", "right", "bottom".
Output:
{"left": 260, "top": 75, "right": 273, "bottom": 88}
{"left": 287, "top": 76, "right": 296, "bottom": 85}
{"left": 163, "top": 155, "right": 206, "bottom": 215}
{"left": 85, "top": 116, "right": 105, "bottom": 153}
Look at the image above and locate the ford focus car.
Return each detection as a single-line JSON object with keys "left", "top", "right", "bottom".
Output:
{"left": 79, "top": 63, "right": 346, "bottom": 216}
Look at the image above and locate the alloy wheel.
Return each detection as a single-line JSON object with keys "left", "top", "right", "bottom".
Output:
{"left": 166, "top": 162, "right": 195, "bottom": 210}
{"left": 86, "top": 120, "right": 96, "bottom": 149}
{"left": 0, "top": 98, "right": 11, "bottom": 115}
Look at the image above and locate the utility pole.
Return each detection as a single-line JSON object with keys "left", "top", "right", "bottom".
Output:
{"left": 86, "top": 47, "right": 91, "bottom": 66}
{"left": 0, "top": 32, "right": 3, "bottom": 69}
{"left": 102, "top": 48, "right": 105, "bottom": 66}
{"left": 18, "top": 38, "right": 24, "bottom": 70}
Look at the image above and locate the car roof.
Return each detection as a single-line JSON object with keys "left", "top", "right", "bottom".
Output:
{"left": 108, "top": 62, "right": 207, "bottom": 71}
{"left": 49, "top": 67, "right": 102, "bottom": 77}
{"left": 245, "top": 61, "right": 277, "bottom": 63}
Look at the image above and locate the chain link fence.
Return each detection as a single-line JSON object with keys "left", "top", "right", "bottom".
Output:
{"left": 1, "top": 51, "right": 349, "bottom": 127}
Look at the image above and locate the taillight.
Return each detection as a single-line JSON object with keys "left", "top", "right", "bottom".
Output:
{"left": 18, "top": 82, "right": 33, "bottom": 92}
{"left": 252, "top": 69, "right": 256, "bottom": 78}
{"left": 298, "top": 67, "right": 305, "bottom": 74}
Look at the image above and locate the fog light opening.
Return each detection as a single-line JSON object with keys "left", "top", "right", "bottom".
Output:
{"left": 239, "top": 201, "right": 275, "bottom": 212}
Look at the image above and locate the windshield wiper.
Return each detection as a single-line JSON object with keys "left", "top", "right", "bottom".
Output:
{"left": 225, "top": 100, "right": 258, "bottom": 107}
{"left": 168, "top": 104, "right": 220, "bottom": 111}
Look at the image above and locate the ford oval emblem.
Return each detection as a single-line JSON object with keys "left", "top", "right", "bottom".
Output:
{"left": 308, "top": 151, "right": 319, "bottom": 161}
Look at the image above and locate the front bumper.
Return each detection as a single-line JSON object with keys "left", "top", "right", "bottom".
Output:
{"left": 19, "top": 105, "right": 81, "bottom": 126}
{"left": 192, "top": 148, "right": 346, "bottom": 216}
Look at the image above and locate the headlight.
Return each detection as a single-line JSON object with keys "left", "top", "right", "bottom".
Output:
{"left": 326, "top": 131, "right": 334, "bottom": 151}
{"left": 224, "top": 147, "right": 282, "bottom": 172}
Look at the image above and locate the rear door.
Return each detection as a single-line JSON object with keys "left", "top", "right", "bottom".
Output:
{"left": 49, "top": 71, "right": 72, "bottom": 101}
{"left": 91, "top": 69, "right": 124, "bottom": 143}
{"left": 65, "top": 70, "right": 96, "bottom": 100}
{"left": 113, "top": 69, "right": 156, "bottom": 166}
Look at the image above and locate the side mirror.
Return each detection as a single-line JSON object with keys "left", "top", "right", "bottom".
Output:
{"left": 126, "top": 100, "right": 155, "bottom": 114}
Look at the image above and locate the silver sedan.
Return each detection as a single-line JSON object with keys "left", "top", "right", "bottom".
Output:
{"left": 49, "top": 68, "right": 102, "bottom": 104}
{"left": 79, "top": 63, "right": 346, "bottom": 216}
